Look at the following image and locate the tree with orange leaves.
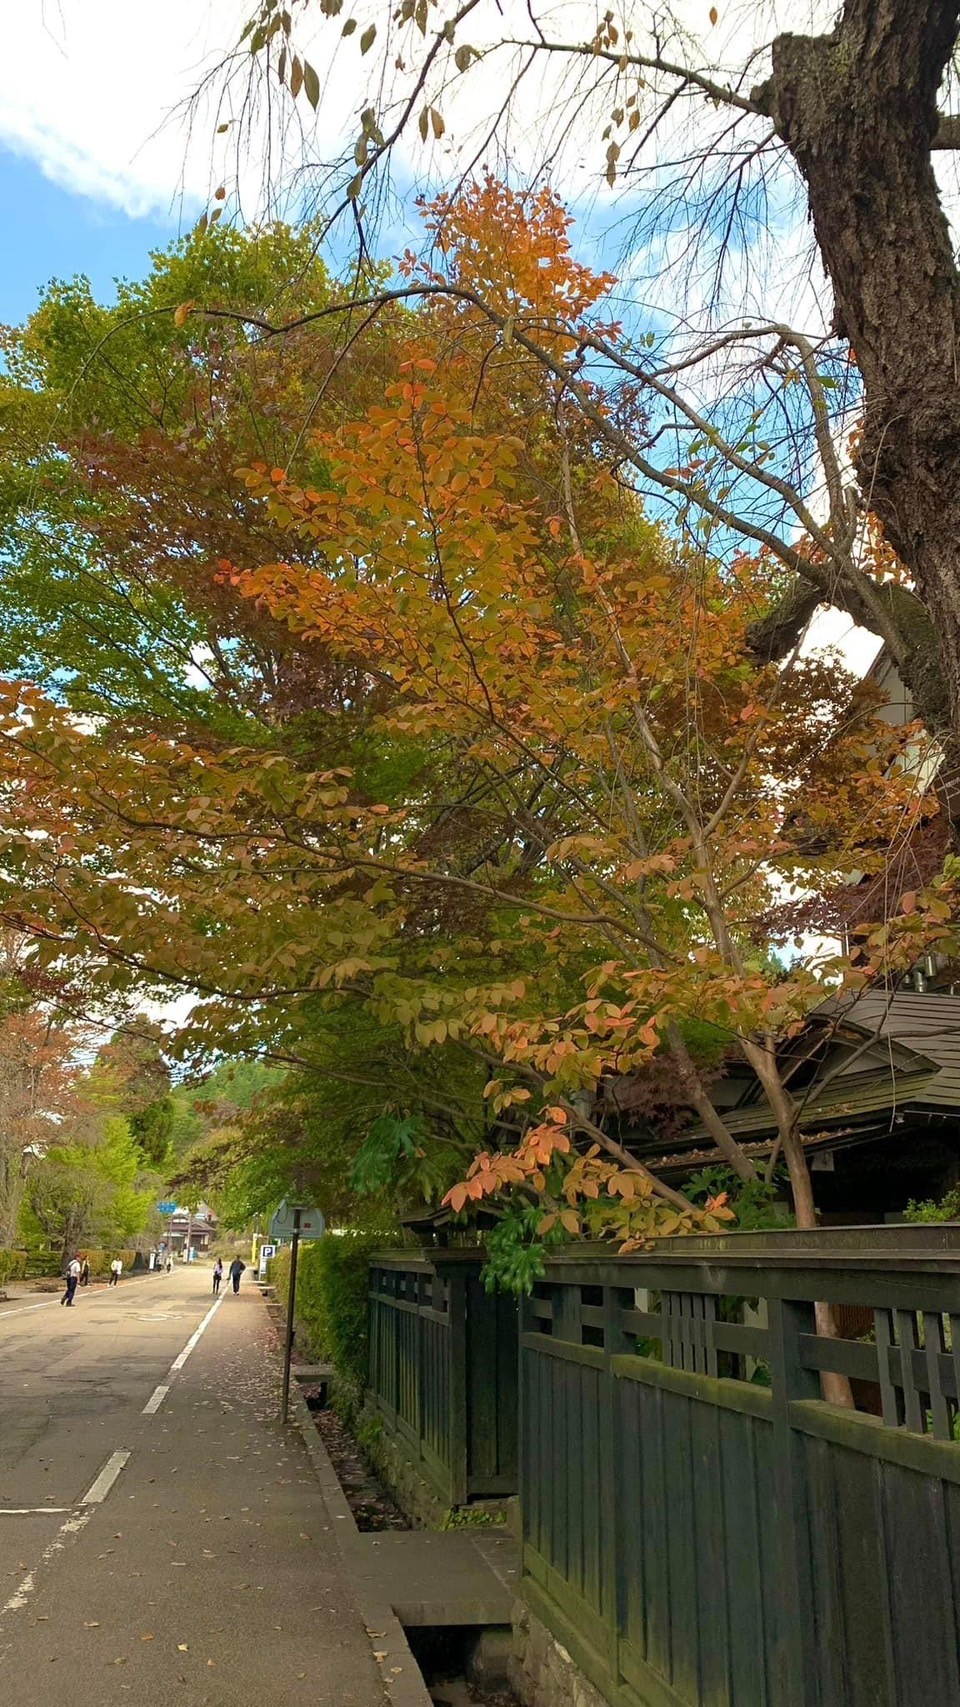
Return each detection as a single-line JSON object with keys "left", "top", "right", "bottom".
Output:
{"left": 0, "top": 182, "right": 947, "bottom": 1279}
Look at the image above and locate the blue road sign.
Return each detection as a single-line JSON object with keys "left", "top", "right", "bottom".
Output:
{"left": 158, "top": 1201, "right": 177, "bottom": 1215}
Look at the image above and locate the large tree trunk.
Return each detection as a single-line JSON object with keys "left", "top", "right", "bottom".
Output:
{"left": 757, "top": 0, "right": 960, "bottom": 768}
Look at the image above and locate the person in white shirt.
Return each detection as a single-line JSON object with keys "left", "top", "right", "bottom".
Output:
{"left": 62, "top": 1255, "right": 81, "bottom": 1307}
{"left": 109, "top": 1257, "right": 123, "bottom": 1286}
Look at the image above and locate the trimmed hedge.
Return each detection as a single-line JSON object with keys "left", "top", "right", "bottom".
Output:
{"left": 0, "top": 1249, "right": 28, "bottom": 1284}
{"left": 269, "top": 1232, "right": 385, "bottom": 1389}
{"left": 83, "top": 1249, "right": 137, "bottom": 1278}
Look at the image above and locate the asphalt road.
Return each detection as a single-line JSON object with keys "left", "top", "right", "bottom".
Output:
{"left": 0, "top": 1266, "right": 386, "bottom": 1705}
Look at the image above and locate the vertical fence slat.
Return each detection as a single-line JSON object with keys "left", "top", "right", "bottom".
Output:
{"left": 895, "top": 1309, "right": 924, "bottom": 1433}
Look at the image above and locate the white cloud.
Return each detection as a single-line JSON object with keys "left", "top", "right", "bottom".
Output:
{"left": 0, "top": 1, "right": 252, "bottom": 217}
{"left": 0, "top": 1, "right": 841, "bottom": 228}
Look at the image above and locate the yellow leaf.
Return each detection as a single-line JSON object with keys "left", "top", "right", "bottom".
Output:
{"left": 173, "top": 302, "right": 195, "bottom": 329}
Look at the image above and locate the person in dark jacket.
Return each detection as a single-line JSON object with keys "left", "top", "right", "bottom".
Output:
{"left": 61, "top": 1255, "right": 81, "bottom": 1306}
{"left": 228, "top": 1257, "right": 246, "bottom": 1294}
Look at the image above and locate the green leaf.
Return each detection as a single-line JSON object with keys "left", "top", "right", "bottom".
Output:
{"left": 303, "top": 60, "right": 320, "bottom": 106}
{"left": 360, "top": 22, "right": 376, "bottom": 53}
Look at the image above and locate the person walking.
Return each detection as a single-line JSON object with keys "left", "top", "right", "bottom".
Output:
{"left": 212, "top": 1257, "right": 223, "bottom": 1296}
{"left": 109, "top": 1256, "right": 122, "bottom": 1286}
{"left": 61, "top": 1254, "right": 81, "bottom": 1307}
{"left": 228, "top": 1256, "right": 245, "bottom": 1295}
{"left": 79, "top": 1254, "right": 90, "bottom": 1287}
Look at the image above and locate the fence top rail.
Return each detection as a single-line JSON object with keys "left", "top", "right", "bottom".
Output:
{"left": 369, "top": 1247, "right": 487, "bottom": 1273}
{"left": 548, "top": 1224, "right": 960, "bottom": 1258}
{"left": 539, "top": 1251, "right": 960, "bottom": 1302}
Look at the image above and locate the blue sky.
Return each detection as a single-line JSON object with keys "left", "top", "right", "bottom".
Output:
{"left": 0, "top": 146, "right": 183, "bottom": 327}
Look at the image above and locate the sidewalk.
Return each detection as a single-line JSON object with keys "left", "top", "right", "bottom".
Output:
{"left": 0, "top": 1276, "right": 388, "bottom": 1704}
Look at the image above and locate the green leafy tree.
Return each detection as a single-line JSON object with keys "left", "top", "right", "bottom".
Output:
{"left": 0, "top": 220, "right": 398, "bottom": 740}
{"left": 21, "top": 1115, "right": 152, "bottom": 1264}
{"left": 95, "top": 1020, "right": 176, "bottom": 1168}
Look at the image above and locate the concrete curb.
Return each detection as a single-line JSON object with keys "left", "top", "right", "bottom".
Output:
{"left": 263, "top": 1303, "right": 433, "bottom": 1706}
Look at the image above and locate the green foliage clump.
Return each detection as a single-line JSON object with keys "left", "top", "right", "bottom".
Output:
{"left": 80, "top": 1248, "right": 138, "bottom": 1278}
{"left": 20, "top": 1114, "right": 153, "bottom": 1262}
{"left": 270, "top": 1231, "right": 391, "bottom": 1390}
{"left": 482, "top": 1202, "right": 566, "bottom": 1294}
{"left": 904, "top": 1185, "right": 960, "bottom": 1224}
{"left": 0, "top": 1249, "right": 27, "bottom": 1284}
{"left": 686, "top": 1165, "right": 795, "bottom": 1231}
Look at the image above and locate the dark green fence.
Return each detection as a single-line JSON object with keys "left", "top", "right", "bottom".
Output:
{"left": 368, "top": 1250, "right": 518, "bottom": 1506}
{"left": 520, "top": 1226, "right": 960, "bottom": 1707}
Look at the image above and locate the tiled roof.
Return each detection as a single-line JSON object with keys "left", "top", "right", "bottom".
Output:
{"left": 631, "top": 991, "right": 960, "bottom": 1172}
{"left": 821, "top": 991, "right": 960, "bottom": 1111}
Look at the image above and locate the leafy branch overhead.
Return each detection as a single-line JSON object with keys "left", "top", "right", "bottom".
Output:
{"left": 0, "top": 189, "right": 951, "bottom": 1265}
{"left": 224, "top": 0, "right": 960, "bottom": 817}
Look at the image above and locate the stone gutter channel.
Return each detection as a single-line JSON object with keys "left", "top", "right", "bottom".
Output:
{"left": 267, "top": 1298, "right": 520, "bottom": 1706}
{"left": 285, "top": 1367, "right": 435, "bottom": 1706}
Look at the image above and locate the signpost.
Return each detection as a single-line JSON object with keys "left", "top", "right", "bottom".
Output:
{"left": 258, "top": 1242, "right": 276, "bottom": 1280}
{"left": 275, "top": 1201, "right": 324, "bottom": 1426}
{"left": 269, "top": 1201, "right": 325, "bottom": 1244}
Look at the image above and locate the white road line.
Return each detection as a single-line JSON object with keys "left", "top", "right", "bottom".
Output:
{"left": 141, "top": 1383, "right": 169, "bottom": 1415}
{"left": 1, "top": 1509, "right": 94, "bottom": 1615}
{"left": 0, "top": 1300, "right": 59, "bottom": 1320}
{"left": 168, "top": 1295, "right": 223, "bottom": 1374}
{"left": 80, "top": 1449, "right": 131, "bottom": 1505}
{"left": 0, "top": 1507, "right": 72, "bottom": 1515}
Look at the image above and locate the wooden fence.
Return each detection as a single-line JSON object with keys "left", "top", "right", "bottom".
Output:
{"left": 367, "top": 1250, "right": 518, "bottom": 1507}
{"left": 520, "top": 1225, "right": 960, "bottom": 1707}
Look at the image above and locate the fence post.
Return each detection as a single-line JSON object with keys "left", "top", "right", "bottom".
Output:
{"left": 767, "top": 1293, "right": 820, "bottom": 1707}
{"left": 601, "top": 1281, "right": 627, "bottom": 1687}
{"left": 448, "top": 1265, "right": 469, "bottom": 1506}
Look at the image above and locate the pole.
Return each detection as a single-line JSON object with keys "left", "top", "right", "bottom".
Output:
{"left": 280, "top": 1209, "right": 301, "bottom": 1426}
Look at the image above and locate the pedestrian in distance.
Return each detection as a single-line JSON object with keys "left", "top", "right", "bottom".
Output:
{"left": 228, "top": 1256, "right": 245, "bottom": 1295}
{"left": 212, "top": 1257, "right": 223, "bottom": 1296}
{"left": 61, "top": 1254, "right": 81, "bottom": 1307}
{"left": 79, "top": 1254, "right": 90, "bottom": 1287}
{"left": 109, "top": 1256, "right": 122, "bottom": 1286}
{"left": 166, "top": 1256, "right": 173, "bottom": 1273}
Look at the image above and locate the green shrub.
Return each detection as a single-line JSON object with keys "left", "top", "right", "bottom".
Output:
{"left": 269, "top": 1232, "right": 386, "bottom": 1387}
{"left": 904, "top": 1186, "right": 960, "bottom": 1223}
{"left": 77, "top": 1249, "right": 138, "bottom": 1278}
{"left": 0, "top": 1249, "right": 28, "bottom": 1284}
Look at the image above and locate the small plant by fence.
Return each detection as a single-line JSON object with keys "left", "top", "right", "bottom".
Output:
{"left": 521, "top": 1225, "right": 960, "bottom": 1707}
{"left": 0, "top": 1249, "right": 28, "bottom": 1284}
{"left": 367, "top": 1250, "right": 518, "bottom": 1508}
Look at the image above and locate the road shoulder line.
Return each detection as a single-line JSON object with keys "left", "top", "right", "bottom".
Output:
{"left": 168, "top": 1294, "right": 223, "bottom": 1373}
{"left": 80, "top": 1449, "right": 131, "bottom": 1505}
